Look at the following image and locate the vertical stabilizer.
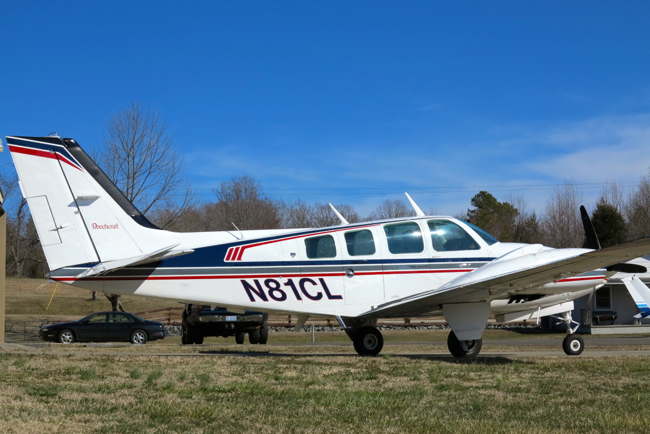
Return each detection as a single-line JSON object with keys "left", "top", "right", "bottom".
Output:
{"left": 6, "top": 136, "right": 166, "bottom": 271}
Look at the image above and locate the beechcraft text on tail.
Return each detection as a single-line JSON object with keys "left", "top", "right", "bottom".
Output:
{"left": 6, "top": 135, "right": 650, "bottom": 357}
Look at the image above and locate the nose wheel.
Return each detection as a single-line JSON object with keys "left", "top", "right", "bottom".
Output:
{"left": 555, "top": 311, "right": 585, "bottom": 356}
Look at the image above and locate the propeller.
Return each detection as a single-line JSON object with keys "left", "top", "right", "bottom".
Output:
{"left": 580, "top": 205, "right": 600, "bottom": 250}
{"left": 580, "top": 205, "right": 647, "bottom": 274}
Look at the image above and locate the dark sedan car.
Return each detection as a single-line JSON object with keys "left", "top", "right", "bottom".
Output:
{"left": 40, "top": 312, "right": 165, "bottom": 344}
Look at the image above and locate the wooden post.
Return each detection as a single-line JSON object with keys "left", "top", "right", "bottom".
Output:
{"left": 0, "top": 207, "right": 5, "bottom": 343}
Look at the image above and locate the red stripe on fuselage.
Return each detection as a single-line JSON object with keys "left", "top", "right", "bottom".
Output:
{"left": 52, "top": 268, "right": 475, "bottom": 282}
{"left": 8, "top": 144, "right": 82, "bottom": 171}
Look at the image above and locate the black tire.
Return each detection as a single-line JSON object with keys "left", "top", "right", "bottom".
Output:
{"left": 447, "top": 331, "right": 482, "bottom": 359}
{"left": 181, "top": 325, "right": 190, "bottom": 345}
{"left": 235, "top": 332, "right": 246, "bottom": 345}
{"left": 562, "top": 334, "right": 584, "bottom": 356}
{"left": 249, "top": 328, "right": 261, "bottom": 344}
{"left": 352, "top": 326, "right": 383, "bottom": 356}
{"left": 131, "top": 329, "right": 148, "bottom": 345}
{"left": 259, "top": 322, "right": 269, "bottom": 345}
{"left": 58, "top": 329, "right": 75, "bottom": 344}
{"left": 194, "top": 334, "right": 204, "bottom": 345}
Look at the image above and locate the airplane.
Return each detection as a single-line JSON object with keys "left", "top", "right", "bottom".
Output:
{"left": 5, "top": 134, "right": 650, "bottom": 358}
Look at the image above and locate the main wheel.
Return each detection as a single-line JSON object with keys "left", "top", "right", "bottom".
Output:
{"left": 249, "top": 329, "right": 261, "bottom": 344}
{"left": 447, "top": 331, "right": 482, "bottom": 359}
{"left": 259, "top": 322, "right": 269, "bottom": 345}
{"left": 131, "top": 329, "right": 148, "bottom": 345}
{"left": 562, "top": 334, "right": 584, "bottom": 356}
{"left": 58, "top": 329, "right": 75, "bottom": 344}
{"left": 352, "top": 326, "right": 383, "bottom": 356}
{"left": 235, "top": 332, "right": 246, "bottom": 344}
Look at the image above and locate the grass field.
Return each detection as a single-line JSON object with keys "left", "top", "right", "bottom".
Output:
{"left": 1, "top": 352, "right": 650, "bottom": 434}
{"left": 4, "top": 278, "right": 650, "bottom": 433}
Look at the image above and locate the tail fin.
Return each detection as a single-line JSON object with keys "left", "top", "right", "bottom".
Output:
{"left": 6, "top": 135, "right": 170, "bottom": 271}
{"left": 621, "top": 276, "right": 650, "bottom": 319}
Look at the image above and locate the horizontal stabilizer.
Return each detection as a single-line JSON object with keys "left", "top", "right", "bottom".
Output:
{"left": 622, "top": 276, "right": 650, "bottom": 319}
{"left": 76, "top": 244, "right": 194, "bottom": 278}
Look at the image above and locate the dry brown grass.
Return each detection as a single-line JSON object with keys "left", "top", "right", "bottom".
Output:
{"left": 5, "top": 278, "right": 182, "bottom": 321}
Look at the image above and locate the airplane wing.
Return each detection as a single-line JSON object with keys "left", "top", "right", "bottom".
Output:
{"left": 360, "top": 237, "right": 650, "bottom": 319}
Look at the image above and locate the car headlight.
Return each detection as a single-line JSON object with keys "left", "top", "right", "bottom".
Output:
{"left": 41, "top": 328, "right": 49, "bottom": 332}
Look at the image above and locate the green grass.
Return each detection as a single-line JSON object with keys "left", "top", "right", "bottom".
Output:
{"left": 0, "top": 353, "right": 650, "bottom": 433}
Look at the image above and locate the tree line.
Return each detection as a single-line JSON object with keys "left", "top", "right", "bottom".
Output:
{"left": 4, "top": 103, "right": 650, "bottom": 281}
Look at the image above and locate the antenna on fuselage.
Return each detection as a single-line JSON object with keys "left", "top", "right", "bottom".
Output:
{"left": 231, "top": 222, "right": 244, "bottom": 240}
{"left": 329, "top": 203, "right": 349, "bottom": 225}
{"left": 405, "top": 193, "right": 425, "bottom": 217}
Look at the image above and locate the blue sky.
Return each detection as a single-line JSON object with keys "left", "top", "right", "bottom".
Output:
{"left": 2, "top": 1, "right": 650, "bottom": 217}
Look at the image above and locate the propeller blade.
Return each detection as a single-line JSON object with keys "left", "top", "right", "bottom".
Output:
{"left": 606, "top": 263, "right": 647, "bottom": 274}
{"left": 580, "top": 205, "right": 601, "bottom": 250}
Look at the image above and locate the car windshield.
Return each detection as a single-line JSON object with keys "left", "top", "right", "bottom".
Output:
{"left": 77, "top": 313, "right": 98, "bottom": 323}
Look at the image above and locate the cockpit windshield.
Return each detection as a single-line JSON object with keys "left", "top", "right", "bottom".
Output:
{"left": 428, "top": 220, "right": 480, "bottom": 251}
{"left": 462, "top": 221, "right": 498, "bottom": 245}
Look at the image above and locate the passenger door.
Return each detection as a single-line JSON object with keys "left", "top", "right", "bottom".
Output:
{"left": 106, "top": 313, "right": 135, "bottom": 341}
{"left": 76, "top": 313, "right": 108, "bottom": 341}
{"left": 337, "top": 227, "right": 385, "bottom": 306}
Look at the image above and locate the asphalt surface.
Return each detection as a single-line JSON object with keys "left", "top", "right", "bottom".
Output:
{"left": 3, "top": 335, "right": 650, "bottom": 358}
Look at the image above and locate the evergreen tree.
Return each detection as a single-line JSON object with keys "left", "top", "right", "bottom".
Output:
{"left": 591, "top": 199, "right": 627, "bottom": 248}
{"left": 467, "top": 191, "right": 519, "bottom": 242}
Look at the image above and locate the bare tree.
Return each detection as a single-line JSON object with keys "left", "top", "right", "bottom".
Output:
{"left": 212, "top": 176, "right": 282, "bottom": 230}
{"left": 367, "top": 199, "right": 414, "bottom": 220}
{"left": 99, "top": 102, "right": 196, "bottom": 221}
{"left": 625, "top": 169, "right": 650, "bottom": 240}
{"left": 98, "top": 102, "right": 196, "bottom": 310}
{"left": 600, "top": 181, "right": 626, "bottom": 213}
{"left": 506, "top": 194, "right": 542, "bottom": 244}
{"left": 540, "top": 182, "right": 584, "bottom": 248}
{"left": 282, "top": 201, "right": 361, "bottom": 228}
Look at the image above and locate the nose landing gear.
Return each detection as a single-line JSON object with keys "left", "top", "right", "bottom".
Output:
{"left": 557, "top": 311, "right": 585, "bottom": 356}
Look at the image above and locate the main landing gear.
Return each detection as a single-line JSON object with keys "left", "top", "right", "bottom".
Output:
{"left": 346, "top": 325, "right": 384, "bottom": 356}
{"left": 558, "top": 311, "right": 584, "bottom": 356}
{"left": 447, "top": 331, "right": 482, "bottom": 359}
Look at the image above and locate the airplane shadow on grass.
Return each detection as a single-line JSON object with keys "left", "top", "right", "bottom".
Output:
{"left": 197, "top": 350, "right": 531, "bottom": 365}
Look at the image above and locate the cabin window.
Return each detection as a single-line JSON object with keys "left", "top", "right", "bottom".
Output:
{"left": 384, "top": 222, "right": 424, "bottom": 254}
{"left": 428, "top": 220, "right": 480, "bottom": 251}
{"left": 305, "top": 235, "right": 337, "bottom": 259}
{"left": 594, "top": 286, "right": 612, "bottom": 310}
{"left": 345, "top": 229, "right": 376, "bottom": 256}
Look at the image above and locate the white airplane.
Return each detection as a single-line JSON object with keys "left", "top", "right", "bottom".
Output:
{"left": 6, "top": 135, "right": 650, "bottom": 358}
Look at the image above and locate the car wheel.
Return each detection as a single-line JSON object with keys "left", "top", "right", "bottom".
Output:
{"left": 58, "top": 329, "right": 75, "bottom": 344}
{"left": 235, "top": 332, "right": 246, "bottom": 344}
{"left": 131, "top": 329, "right": 148, "bottom": 345}
{"left": 249, "top": 328, "right": 261, "bottom": 344}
